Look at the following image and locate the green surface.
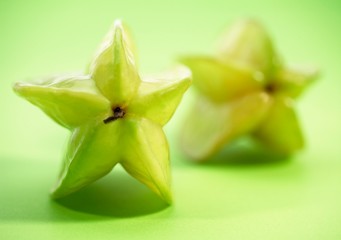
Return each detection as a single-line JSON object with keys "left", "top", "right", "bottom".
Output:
{"left": 1, "top": 0, "right": 341, "bottom": 239}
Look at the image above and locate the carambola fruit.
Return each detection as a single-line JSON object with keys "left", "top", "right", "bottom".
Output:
{"left": 180, "top": 19, "right": 318, "bottom": 161}
{"left": 13, "top": 20, "right": 192, "bottom": 203}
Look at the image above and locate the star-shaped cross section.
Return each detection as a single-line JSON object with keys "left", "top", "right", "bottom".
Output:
{"left": 14, "top": 20, "right": 191, "bottom": 203}
{"left": 180, "top": 19, "right": 318, "bottom": 161}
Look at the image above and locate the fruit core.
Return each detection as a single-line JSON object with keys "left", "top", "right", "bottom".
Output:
{"left": 265, "top": 83, "right": 277, "bottom": 94}
{"left": 103, "top": 106, "right": 125, "bottom": 124}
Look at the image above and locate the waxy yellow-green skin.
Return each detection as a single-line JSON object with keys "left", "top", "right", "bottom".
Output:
{"left": 13, "top": 20, "right": 192, "bottom": 204}
{"left": 180, "top": 19, "right": 318, "bottom": 161}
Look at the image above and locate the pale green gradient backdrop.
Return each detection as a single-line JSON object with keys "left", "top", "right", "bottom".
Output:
{"left": 1, "top": 0, "right": 341, "bottom": 239}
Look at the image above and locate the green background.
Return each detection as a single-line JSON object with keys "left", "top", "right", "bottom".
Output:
{"left": 1, "top": 0, "right": 341, "bottom": 239}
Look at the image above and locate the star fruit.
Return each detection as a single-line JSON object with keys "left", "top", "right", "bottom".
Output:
{"left": 180, "top": 19, "right": 318, "bottom": 161}
{"left": 13, "top": 20, "right": 191, "bottom": 203}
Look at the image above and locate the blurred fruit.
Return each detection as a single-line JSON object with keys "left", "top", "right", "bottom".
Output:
{"left": 180, "top": 19, "right": 318, "bottom": 161}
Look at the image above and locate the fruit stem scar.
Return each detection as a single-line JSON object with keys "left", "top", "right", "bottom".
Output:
{"left": 265, "top": 83, "right": 277, "bottom": 93}
{"left": 103, "top": 107, "right": 125, "bottom": 124}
